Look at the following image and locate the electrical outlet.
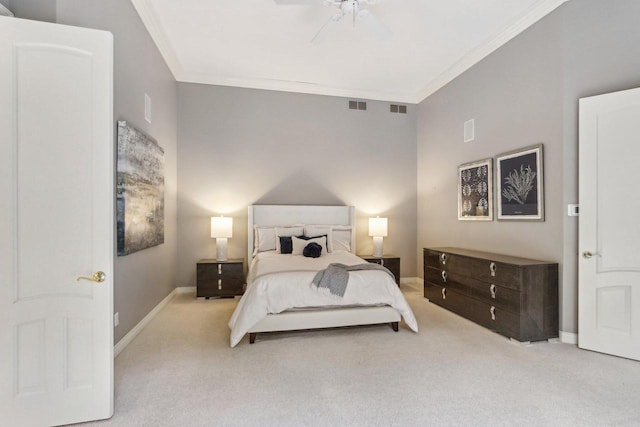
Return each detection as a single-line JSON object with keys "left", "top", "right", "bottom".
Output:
{"left": 114, "top": 312, "right": 119, "bottom": 327}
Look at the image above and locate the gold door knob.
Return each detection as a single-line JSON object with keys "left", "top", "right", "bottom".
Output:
{"left": 583, "top": 251, "right": 594, "bottom": 259}
{"left": 77, "top": 271, "right": 106, "bottom": 283}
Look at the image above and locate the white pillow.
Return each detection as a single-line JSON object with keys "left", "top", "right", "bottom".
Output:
{"left": 331, "top": 227, "right": 352, "bottom": 252}
{"left": 292, "top": 235, "right": 327, "bottom": 256}
{"left": 275, "top": 226, "right": 304, "bottom": 253}
{"left": 253, "top": 227, "right": 276, "bottom": 255}
{"left": 304, "top": 225, "right": 333, "bottom": 252}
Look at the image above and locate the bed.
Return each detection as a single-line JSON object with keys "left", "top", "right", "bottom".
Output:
{"left": 227, "top": 205, "right": 418, "bottom": 346}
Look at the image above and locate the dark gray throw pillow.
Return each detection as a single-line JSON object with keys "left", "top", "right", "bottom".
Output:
{"left": 279, "top": 236, "right": 294, "bottom": 254}
{"left": 303, "top": 242, "right": 322, "bottom": 258}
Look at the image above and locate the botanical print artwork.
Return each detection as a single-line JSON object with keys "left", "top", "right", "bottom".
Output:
{"left": 502, "top": 164, "right": 536, "bottom": 205}
{"left": 458, "top": 158, "right": 493, "bottom": 221}
{"left": 117, "top": 121, "right": 165, "bottom": 255}
{"left": 496, "top": 144, "right": 544, "bottom": 221}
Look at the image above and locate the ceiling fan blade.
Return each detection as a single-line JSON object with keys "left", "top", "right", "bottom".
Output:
{"left": 357, "top": 9, "right": 391, "bottom": 40}
{"left": 311, "top": 12, "right": 343, "bottom": 43}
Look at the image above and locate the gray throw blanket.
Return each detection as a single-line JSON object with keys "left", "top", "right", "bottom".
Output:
{"left": 311, "top": 263, "right": 396, "bottom": 297}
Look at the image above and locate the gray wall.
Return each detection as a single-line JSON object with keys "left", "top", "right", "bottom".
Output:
{"left": 54, "top": 0, "right": 179, "bottom": 343}
{"left": 1, "top": 0, "right": 56, "bottom": 22}
{"left": 416, "top": 0, "right": 640, "bottom": 335}
{"left": 177, "top": 84, "right": 417, "bottom": 286}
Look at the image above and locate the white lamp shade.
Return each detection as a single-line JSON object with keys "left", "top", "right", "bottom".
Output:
{"left": 211, "top": 216, "right": 233, "bottom": 238}
{"left": 368, "top": 217, "right": 388, "bottom": 237}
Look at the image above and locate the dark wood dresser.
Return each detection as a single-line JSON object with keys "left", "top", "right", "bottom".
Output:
{"left": 196, "top": 259, "right": 244, "bottom": 298}
{"left": 423, "top": 247, "right": 558, "bottom": 342}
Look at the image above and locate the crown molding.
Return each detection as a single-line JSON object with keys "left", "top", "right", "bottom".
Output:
{"left": 414, "top": 0, "right": 569, "bottom": 103}
{"left": 178, "top": 72, "right": 417, "bottom": 104}
{"left": 130, "top": 0, "right": 183, "bottom": 81}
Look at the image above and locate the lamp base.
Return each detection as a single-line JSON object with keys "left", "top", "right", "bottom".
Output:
{"left": 216, "top": 237, "right": 228, "bottom": 261}
{"left": 372, "top": 236, "right": 383, "bottom": 258}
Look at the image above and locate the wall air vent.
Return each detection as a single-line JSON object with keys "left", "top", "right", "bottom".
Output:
{"left": 349, "top": 100, "right": 367, "bottom": 111}
{"left": 464, "top": 119, "right": 475, "bottom": 143}
{"left": 390, "top": 104, "right": 407, "bottom": 114}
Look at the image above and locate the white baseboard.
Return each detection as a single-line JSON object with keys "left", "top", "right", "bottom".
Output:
{"left": 176, "top": 286, "right": 196, "bottom": 294}
{"left": 114, "top": 288, "right": 179, "bottom": 358}
{"left": 400, "top": 277, "right": 422, "bottom": 286}
{"left": 560, "top": 331, "right": 578, "bottom": 345}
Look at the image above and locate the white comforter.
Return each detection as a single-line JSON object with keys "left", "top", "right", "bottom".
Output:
{"left": 228, "top": 251, "right": 418, "bottom": 347}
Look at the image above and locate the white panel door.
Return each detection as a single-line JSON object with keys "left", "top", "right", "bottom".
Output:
{"left": 579, "top": 87, "right": 640, "bottom": 361}
{"left": 0, "top": 17, "right": 114, "bottom": 425}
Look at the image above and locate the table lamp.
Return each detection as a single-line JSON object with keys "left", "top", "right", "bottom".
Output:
{"left": 211, "top": 216, "right": 233, "bottom": 261}
{"left": 369, "top": 216, "right": 388, "bottom": 258}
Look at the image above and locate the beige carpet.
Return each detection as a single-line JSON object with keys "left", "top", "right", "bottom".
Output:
{"left": 85, "top": 282, "right": 640, "bottom": 426}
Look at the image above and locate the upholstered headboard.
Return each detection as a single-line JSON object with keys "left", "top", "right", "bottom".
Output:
{"left": 247, "top": 205, "right": 356, "bottom": 260}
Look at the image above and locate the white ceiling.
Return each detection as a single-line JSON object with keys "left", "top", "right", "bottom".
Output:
{"left": 131, "top": 0, "right": 567, "bottom": 104}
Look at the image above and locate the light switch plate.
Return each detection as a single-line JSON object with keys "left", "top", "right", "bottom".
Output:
{"left": 144, "top": 93, "right": 151, "bottom": 123}
{"left": 568, "top": 204, "right": 579, "bottom": 216}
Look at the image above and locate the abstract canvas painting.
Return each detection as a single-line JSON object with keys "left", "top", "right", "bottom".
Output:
{"left": 117, "top": 121, "right": 164, "bottom": 255}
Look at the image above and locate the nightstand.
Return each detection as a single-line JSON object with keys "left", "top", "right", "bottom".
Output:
{"left": 196, "top": 259, "right": 244, "bottom": 298}
{"left": 360, "top": 255, "right": 400, "bottom": 286}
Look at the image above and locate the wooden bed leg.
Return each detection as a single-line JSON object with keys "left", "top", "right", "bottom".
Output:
{"left": 249, "top": 333, "right": 256, "bottom": 344}
{"left": 390, "top": 322, "right": 399, "bottom": 332}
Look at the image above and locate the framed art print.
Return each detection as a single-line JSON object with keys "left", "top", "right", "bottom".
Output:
{"left": 458, "top": 158, "right": 493, "bottom": 221}
{"left": 496, "top": 144, "right": 544, "bottom": 221}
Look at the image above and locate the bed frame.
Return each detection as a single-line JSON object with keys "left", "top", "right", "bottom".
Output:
{"left": 246, "top": 205, "right": 400, "bottom": 343}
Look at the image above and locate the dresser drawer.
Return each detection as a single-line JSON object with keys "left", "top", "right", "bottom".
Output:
{"left": 425, "top": 282, "right": 521, "bottom": 340}
{"left": 427, "top": 267, "right": 520, "bottom": 313}
{"left": 197, "top": 263, "right": 243, "bottom": 280}
{"left": 425, "top": 267, "right": 470, "bottom": 296}
{"left": 447, "top": 255, "right": 522, "bottom": 289}
{"left": 449, "top": 272, "right": 520, "bottom": 313}
{"left": 197, "top": 277, "right": 244, "bottom": 297}
{"left": 424, "top": 249, "right": 442, "bottom": 269}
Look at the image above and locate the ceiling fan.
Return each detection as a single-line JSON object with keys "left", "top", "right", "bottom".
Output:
{"left": 276, "top": 0, "right": 392, "bottom": 43}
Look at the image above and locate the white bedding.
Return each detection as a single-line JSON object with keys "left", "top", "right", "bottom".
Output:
{"left": 228, "top": 251, "right": 418, "bottom": 347}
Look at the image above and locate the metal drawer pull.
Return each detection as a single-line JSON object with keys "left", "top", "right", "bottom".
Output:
{"left": 218, "top": 264, "right": 222, "bottom": 274}
{"left": 440, "top": 253, "right": 447, "bottom": 264}
{"left": 489, "top": 262, "right": 497, "bottom": 277}
{"left": 441, "top": 270, "right": 447, "bottom": 282}
{"left": 218, "top": 279, "right": 222, "bottom": 290}
{"left": 441, "top": 288, "right": 446, "bottom": 300}
{"left": 490, "top": 306, "right": 496, "bottom": 321}
{"left": 490, "top": 284, "right": 496, "bottom": 299}
{"left": 380, "top": 259, "right": 384, "bottom": 267}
